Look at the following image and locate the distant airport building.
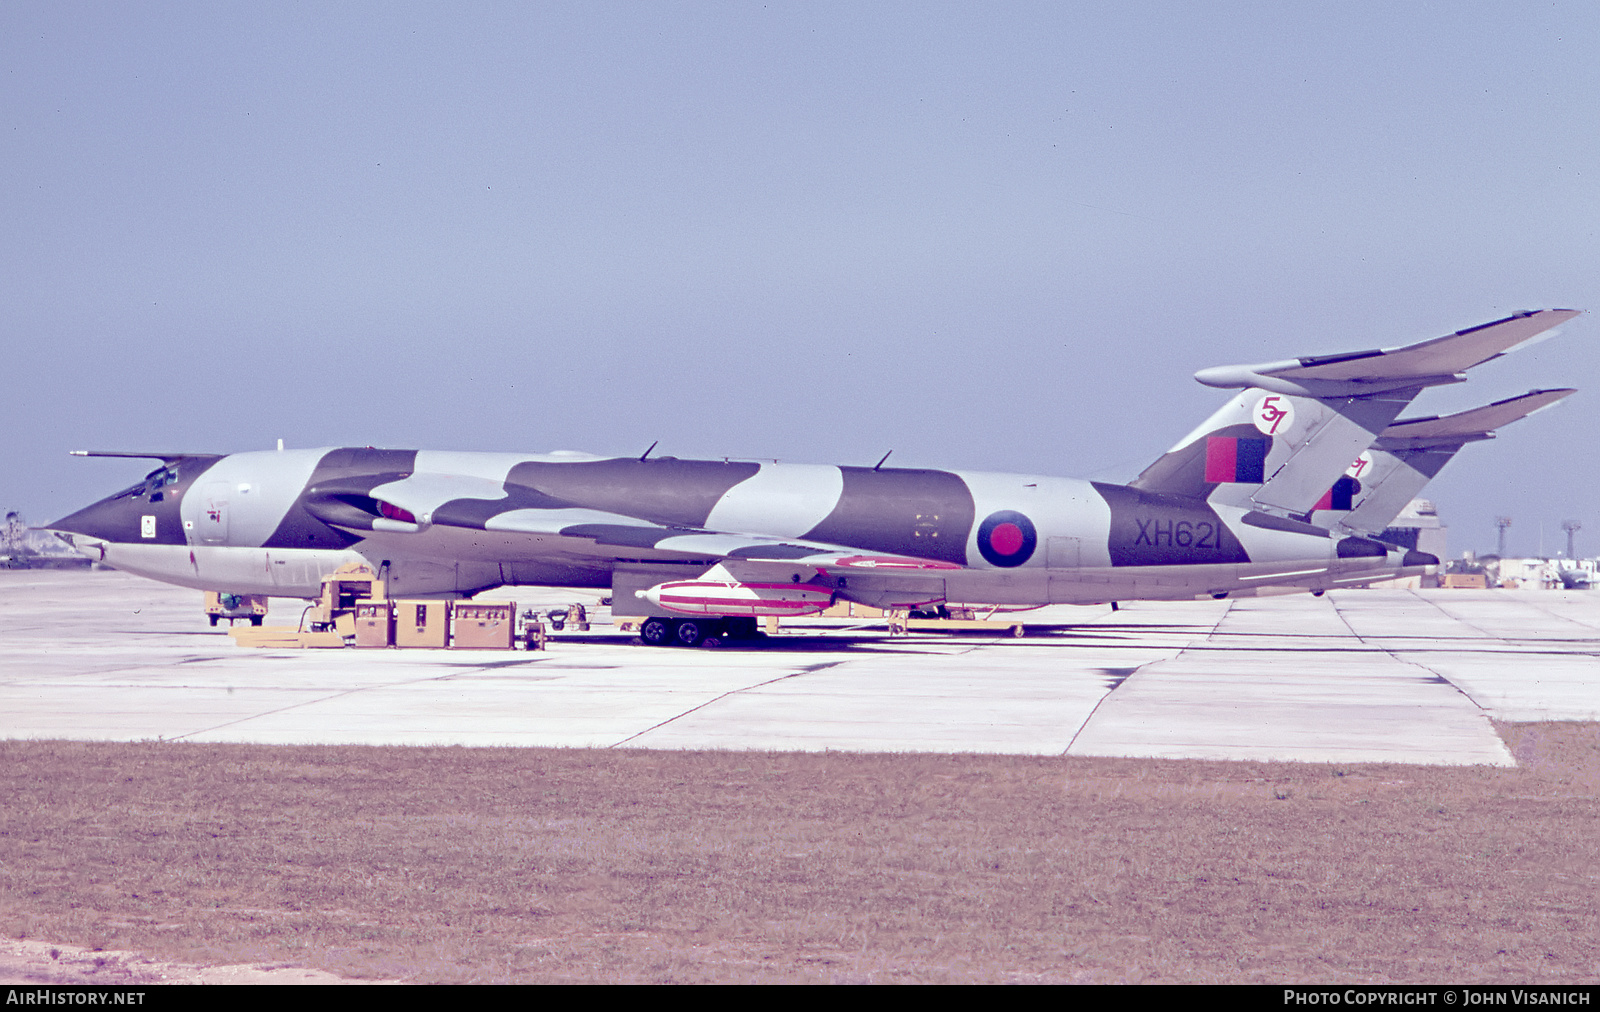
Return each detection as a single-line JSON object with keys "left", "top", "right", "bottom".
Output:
{"left": 1365, "top": 502, "right": 1593, "bottom": 592}
{"left": 1494, "top": 556, "right": 1596, "bottom": 590}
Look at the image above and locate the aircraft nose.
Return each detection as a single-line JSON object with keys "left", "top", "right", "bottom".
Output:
{"left": 49, "top": 489, "right": 160, "bottom": 545}
{"left": 50, "top": 499, "right": 124, "bottom": 542}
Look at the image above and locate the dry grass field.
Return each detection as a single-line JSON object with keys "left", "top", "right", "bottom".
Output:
{"left": 1, "top": 723, "right": 1596, "bottom": 984}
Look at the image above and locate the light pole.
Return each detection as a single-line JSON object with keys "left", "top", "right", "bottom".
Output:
{"left": 1561, "top": 520, "right": 1582, "bottom": 559}
{"left": 1495, "top": 516, "right": 1512, "bottom": 558}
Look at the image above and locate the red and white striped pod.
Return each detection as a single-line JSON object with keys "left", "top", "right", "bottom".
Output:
{"left": 639, "top": 580, "right": 833, "bottom": 617}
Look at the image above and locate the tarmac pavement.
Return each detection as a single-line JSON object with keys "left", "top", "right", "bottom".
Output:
{"left": 1, "top": 568, "right": 1594, "bottom": 766}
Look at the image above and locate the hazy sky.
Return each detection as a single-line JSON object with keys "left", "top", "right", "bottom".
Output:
{"left": 4, "top": 2, "right": 1597, "bottom": 558}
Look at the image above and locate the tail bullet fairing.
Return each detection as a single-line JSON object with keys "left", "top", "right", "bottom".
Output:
{"left": 49, "top": 311, "right": 1577, "bottom": 619}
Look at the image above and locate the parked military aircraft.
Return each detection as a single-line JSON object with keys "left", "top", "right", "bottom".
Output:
{"left": 50, "top": 309, "right": 1578, "bottom": 645}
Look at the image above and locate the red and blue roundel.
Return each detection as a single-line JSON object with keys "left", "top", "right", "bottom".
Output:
{"left": 977, "top": 510, "right": 1037, "bottom": 567}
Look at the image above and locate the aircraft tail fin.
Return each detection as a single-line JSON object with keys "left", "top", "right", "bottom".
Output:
{"left": 1132, "top": 311, "right": 1579, "bottom": 516}
{"left": 1318, "top": 389, "right": 1575, "bottom": 535}
{"left": 1130, "top": 385, "right": 1418, "bottom": 514}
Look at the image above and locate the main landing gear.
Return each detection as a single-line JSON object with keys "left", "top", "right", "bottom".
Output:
{"left": 638, "top": 616, "right": 761, "bottom": 648}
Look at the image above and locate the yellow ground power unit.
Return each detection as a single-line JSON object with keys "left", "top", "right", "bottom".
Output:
{"left": 394, "top": 600, "right": 449, "bottom": 648}
{"left": 353, "top": 601, "right": 394, "bottom": 647}
{"left": 451, "top": 601, "right": 515, "bottom": 649}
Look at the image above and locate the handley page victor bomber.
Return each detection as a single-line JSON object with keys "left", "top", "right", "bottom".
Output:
{"left": 51, "top": 310, "right": 1578, "bottom": 645}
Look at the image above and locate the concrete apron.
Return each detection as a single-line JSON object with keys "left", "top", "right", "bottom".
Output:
{"left": 1, "top": 570, "right": 1595, "bottom": 766}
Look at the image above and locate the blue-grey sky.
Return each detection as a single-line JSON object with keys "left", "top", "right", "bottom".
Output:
{"left": 4, "top": 2, "right": 1597, "bottom": 558}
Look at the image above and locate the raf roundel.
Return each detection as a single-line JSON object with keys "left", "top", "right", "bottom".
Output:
{"left": 976, "top": 510, "right": 1037, "bottom": 567}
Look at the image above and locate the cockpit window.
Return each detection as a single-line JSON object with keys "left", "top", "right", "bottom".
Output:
{"left": 142, "top": 467, "right": 180, "bottom": 495}
{"left": 107, "top": 466, "right": 182, "bottom": 502}
{"left": 113, "top": 466, "right": 184, "bottom": 503}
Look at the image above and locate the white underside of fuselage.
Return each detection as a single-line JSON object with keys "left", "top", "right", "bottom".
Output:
{"left": 70, "top": 540, "right": 365, "bottom": 599}
{"left": 69, "top": 534, "right": 1414, "bottom": 607}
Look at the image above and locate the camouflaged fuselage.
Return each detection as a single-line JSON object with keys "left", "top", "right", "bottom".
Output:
{"left": 51, "top": 445, "right": 1427, "bottom": 608}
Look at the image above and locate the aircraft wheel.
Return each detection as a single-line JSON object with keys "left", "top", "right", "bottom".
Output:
{"left": 250, "top": 615, "right": 264, "bottom": 627}
{"left": 673, "top": 619, "right": 707, "bottom": 648}
{"left": 208, "top": 615, "right": 219, "bottom": 627}
{"left": 639, "top": 617, "right": 672, "bottom": 646}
